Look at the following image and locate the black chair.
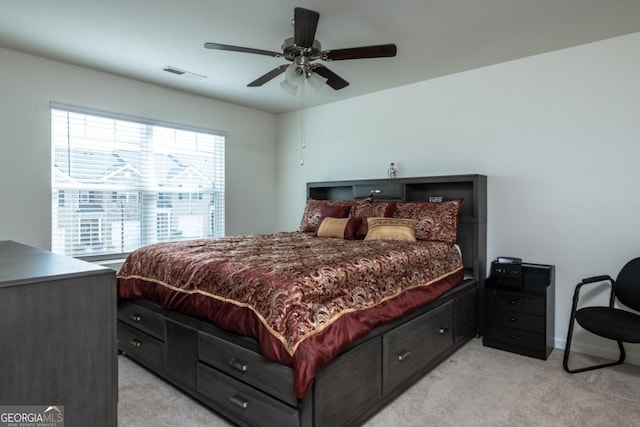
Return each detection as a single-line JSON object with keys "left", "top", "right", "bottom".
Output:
{"left": 563, "top": 257, "right": 640, "bottom": 373}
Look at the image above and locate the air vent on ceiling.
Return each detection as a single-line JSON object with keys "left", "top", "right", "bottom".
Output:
{"left": 163, "top": 66, "right": 207, "bottom": 80}
{"left": 163, "top": 66, "right": 185, "bottom": 75}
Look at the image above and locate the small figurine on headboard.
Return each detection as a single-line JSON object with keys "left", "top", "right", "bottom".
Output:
{"left": 388, "top": 162, "right": 398, "bottom": 178}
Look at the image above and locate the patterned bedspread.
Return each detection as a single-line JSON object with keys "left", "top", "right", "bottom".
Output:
{"left": 117, "top": 232, "right": 463, "bottom": 398}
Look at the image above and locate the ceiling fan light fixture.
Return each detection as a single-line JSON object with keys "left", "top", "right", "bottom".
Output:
{"left": 307, "top": 72, "right": 327, "bottom": 92}
{"left": 284, "top": 63, "right": 305, "bottom": 86}
{"left": 280, "top": 79, "right": 299, "bottom": 96}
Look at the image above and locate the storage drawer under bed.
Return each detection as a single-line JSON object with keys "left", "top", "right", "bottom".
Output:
{"left": 383, "top": 300, "right": 454, "bottom": 393}
{"left": 118, "top": 300, "right": 165, "bottom": 341}
{"left": 198, "top": 331, "right": 298, "bottom": 406}
{"left": 198, "top": 363, "right": 299, "bottom": 427}
{"left": 118, "top": 321, "right": 164, "bottom": 368}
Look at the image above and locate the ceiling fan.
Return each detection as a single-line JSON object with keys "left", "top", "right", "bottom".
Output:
{"left": 204, "top": 7, "right": 397, "bottom": 92}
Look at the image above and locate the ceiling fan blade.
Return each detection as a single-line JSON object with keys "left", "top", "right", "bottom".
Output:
{"left": 247, "top": 64, "right": 288, "bottom": 87}
{"left": 294, "top": 7, "right": 320, "bottom": 49}
{"left": 204, "top": 42, "right": 282, "bottom": 58}
{"left": 323, "top": 44, "right": 397, "bottom": 61}
{"left": 312, "top": 65, "right": 349, "bottom": 90}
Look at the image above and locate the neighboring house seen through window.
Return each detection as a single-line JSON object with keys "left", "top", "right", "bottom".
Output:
{"left": 51, "top": 104, "right": 225, "bottom": 258}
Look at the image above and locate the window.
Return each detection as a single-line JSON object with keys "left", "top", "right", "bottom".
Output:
{"left": 51, "top": 104, "right": 225, "bottom": 258}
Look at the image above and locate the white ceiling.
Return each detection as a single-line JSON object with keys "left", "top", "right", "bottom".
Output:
{"left": 2, "top": 1, "right": 640, "bottom": 114}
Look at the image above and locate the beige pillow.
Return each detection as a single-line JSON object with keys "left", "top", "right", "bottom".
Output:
{"left": 317, "top": 217, "right": 351, "bottom": 239}
{"left": 364, "top": 217, "right": 417, "bottom": 242}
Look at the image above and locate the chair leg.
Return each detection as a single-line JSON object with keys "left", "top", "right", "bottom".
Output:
{"left": 563, "top": 280, "right": 627, "bottom": 373}
{"left": 563, "top": 287, "right": 582, "bottom": 373}
{"left": 563, "top": 314, "right": 577, "bottom": 373}
{"left": 564, "top": 339, "right": 626, "bottom": 374}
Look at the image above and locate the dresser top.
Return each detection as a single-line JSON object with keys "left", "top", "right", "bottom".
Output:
{"left": 0, "top": 240, "right": 112, "bottom": 288}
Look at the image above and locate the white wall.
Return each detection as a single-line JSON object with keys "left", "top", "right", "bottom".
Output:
{"left": 2, "top": 31, "right": 637, "bottom": 365}
{"left": 276, "top": 33, "right": 640, "bottom": 364}
{"left": 0, "top": 47, "right": 278, "bottom": 250}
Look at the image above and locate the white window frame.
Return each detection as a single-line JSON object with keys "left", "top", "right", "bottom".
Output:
{"left": 51, "top": 103, "right": 225, "bottom": 260}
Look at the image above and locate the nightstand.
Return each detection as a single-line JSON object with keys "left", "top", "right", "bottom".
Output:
{"left": 483, "top": 263, "right": 555, "bottom": 360}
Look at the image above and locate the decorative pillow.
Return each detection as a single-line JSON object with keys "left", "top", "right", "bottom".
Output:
{"left": 320, "top": 204, "right": 351, "bottom": 219}
{"left": 364, "top": 217, "right": 417, "bottom": 242}
{"left": 314, "top": 204, "right": 353, "bottom": 237}
{"left": 393, "top": 199, "right": 462, "bottom": 243}
{"left": 352, "top": 199, "right": 397, "bottom": 238}
{"left": 317, "top": 216, "right": 363, "bottom": 240}
{"left": 352, "top": 199, "right": 397, "bottom": 218}
{"left": 344, "top": 217, "right": 364, "bottom": 240}
{"left": 299, "top": 199, "right": 354, "bottom": 233}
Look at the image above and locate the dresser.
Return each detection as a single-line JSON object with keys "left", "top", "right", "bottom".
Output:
{"left": 483, "top": 263, "right": 555, "bottom": 360}
{"left": 0, "top": 241, "right": 117, "bottom": 427}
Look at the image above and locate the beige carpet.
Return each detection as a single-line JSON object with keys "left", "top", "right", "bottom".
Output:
{"left": 118, "top": 338, "right": 640, "bottom": 426}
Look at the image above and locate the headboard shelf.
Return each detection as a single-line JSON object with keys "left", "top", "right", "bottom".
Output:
{"left": 307, "top": 174, "right": 487, "bottom": 283}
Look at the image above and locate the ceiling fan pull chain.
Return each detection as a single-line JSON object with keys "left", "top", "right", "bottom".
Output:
{"left": 300, "top": 83, "right": 306, "bottom": 166}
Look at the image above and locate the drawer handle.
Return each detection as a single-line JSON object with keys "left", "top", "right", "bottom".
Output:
{"left": 510, "top": 316, "right": 516, "bottom": 322}
{"left": 439, "top": 326, "right": 450, "bottom": 335}
{"left": 229, "top": 395, "right": 248, "bottom": 409}
{"left": 129, "top": 339, "right": 142, "bottom": 348}
{"left": 510, "top": 333, "right": 517, "bottom": 339}
{"left": 398, "top": 351, "right": 411, "bottom": 361}
{"left": 370, "top": 189, "right": 382, "bottom": 194}
{"left": 510, "top": 300, "right": 517, "bottom": 306}
{"left": 129, "top": 313, "right": 142, "bottom": 322}
{"left": 229, "top": 358, "right": 248, "bottom": 372}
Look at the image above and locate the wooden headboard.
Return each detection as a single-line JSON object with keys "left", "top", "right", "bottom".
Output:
{"left": 307, "top": 174, "right": 487, "bottom": 285}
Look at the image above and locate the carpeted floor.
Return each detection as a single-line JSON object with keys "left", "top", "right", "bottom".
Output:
{"left": 118, "top": 338, "right": 640, "bottom": 426}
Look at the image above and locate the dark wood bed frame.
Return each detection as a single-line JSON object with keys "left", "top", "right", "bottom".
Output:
{"left": 117, "top": 174, "right": 487, "bottom": 427}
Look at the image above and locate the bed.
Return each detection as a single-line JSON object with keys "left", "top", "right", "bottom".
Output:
{"left": 117, "top": 174, "right": 487, "bottom": 427}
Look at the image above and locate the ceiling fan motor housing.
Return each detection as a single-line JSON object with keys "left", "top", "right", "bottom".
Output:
{"left": 282, "top": 37, "right": 322, "bottom": 61}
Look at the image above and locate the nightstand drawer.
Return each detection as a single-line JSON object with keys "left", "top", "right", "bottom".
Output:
{"left": 484, "top": 324, "right": 544, "bottom": 351}
{"left": 491, "top": 292, "right": 544, "bottom": 315}
{"left": 487, "top": 308, "right": 544, "bottom": 333}
{"left": 118, "top": 301, "right": 165, "bottom": 340}
{"left": 118, "top": 321, "right": 164, "bottom": 368}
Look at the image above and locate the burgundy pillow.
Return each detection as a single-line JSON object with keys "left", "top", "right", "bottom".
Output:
{"left": 320, "top": 205, "right": 351, "bottom": 219}
{"left": 344, "top": 216, "right": 364, "bottom": 240}
{"left": 393, "top": 199, "right": 462, "bottom": 243}
{"left": 299, "top": 199, "right": 354, "bottom": 233}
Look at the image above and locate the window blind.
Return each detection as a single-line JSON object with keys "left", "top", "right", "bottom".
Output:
{"left": 51, "top": 104, "right": 225, "bottom": 259}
